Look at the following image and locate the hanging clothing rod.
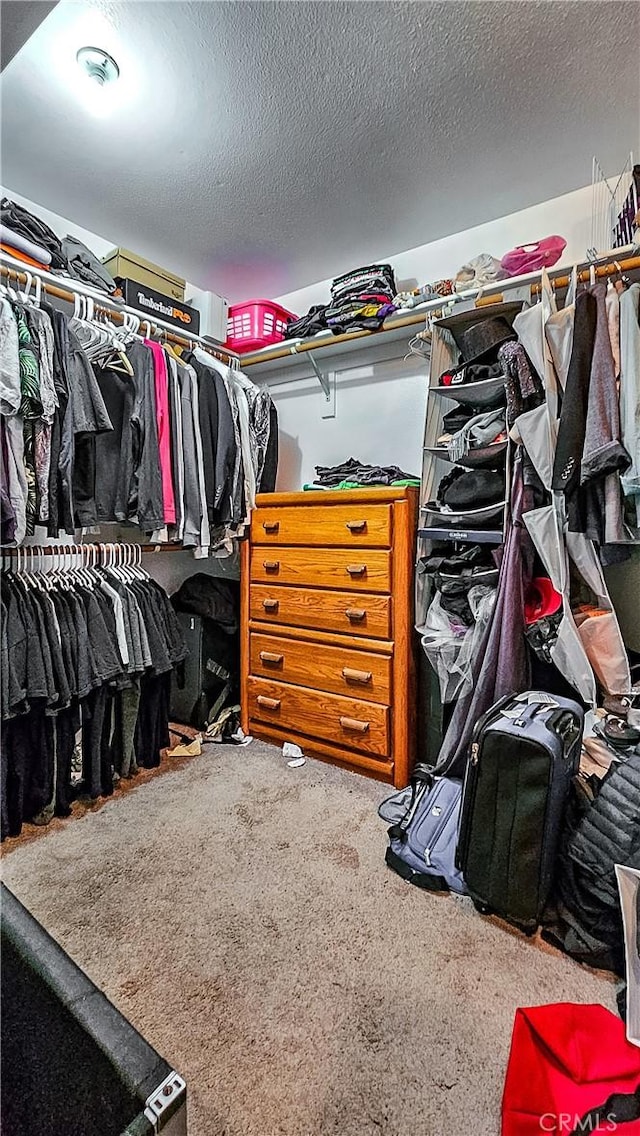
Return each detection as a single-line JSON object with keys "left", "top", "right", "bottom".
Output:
{"left": 0, "top": 541, "right": 193, "bottom": 556}
{"left": 0, "top": 252, "right": 238, "bottom": 366}
{"left": 529, "top": 253, "right": 640, "bottom": 296}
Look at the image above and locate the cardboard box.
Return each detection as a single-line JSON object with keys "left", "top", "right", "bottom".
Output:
{"left": 117, "top": 278, "right": 200, "bottom": 335}
{"left": 102, "top": 247, "right": 185, "bottom": 302}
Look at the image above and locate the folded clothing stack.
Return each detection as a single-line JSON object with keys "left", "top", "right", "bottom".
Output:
{"left": 308, "top": 457, "right": 419, "bottom": 489}
{"left": 325, "top": 263, "right": 397, "bottom": 334}
{"left": 1, "top": 198, "right": 117, "bottom": 294}
{"left": 1, "top": 197, "right": 65, "bottom": 269}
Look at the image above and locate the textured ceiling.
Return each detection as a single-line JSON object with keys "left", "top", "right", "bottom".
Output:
{"left": 1, "top": 0, "right": 639, "bottom": 301}
{"left": 0, "top": 1, "right": 58, "bottom": 71}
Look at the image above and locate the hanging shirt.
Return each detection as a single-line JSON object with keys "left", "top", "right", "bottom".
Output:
{"left": 0, "top": 297, "right": 21, "bottom": 415}
{"left": 165, "top": 352, "right": 185, "bottom": 540}
{"left": 144, "top": 340, "right": 176, "bottom": 525}
{"left": 128, "top": 341, "right": 164, "bottom": 533}
{"left": 175, "top": 358, "right": 203, "bottom": 548}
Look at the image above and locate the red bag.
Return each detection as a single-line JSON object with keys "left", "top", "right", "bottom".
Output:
{"left": 502, "top": 1004, "right": 640, "bottom": 1135}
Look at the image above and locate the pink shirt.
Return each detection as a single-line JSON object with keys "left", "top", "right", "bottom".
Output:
{"left": 145, "top": 340, "right": 176, "bottom": 525}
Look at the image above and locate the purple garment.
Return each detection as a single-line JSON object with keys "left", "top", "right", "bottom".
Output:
{"left": 0, "top": 418, "right": 17, "bottom": 544}
{"left": 434, "top": 456, "right": 533, "bottom": 778}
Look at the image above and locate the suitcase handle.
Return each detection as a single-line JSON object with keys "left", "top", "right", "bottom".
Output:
{"left": 257, "top": 695, "right": 281, "bottom": 710}
{"left": 260, "top": 651, "right": 283, "bottom": 665}
{"left": 342, "top": 667, "right": 372, "bottom": 685}
{"left": 470, "top": 692, "right": 515, "bottom": 746}
{"left": 346, "top": 520, "right": 366, "bottom": 532}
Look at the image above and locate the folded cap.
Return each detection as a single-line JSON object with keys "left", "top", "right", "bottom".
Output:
{"left": 438, "top": 468, "right": 505, "bottom": 509}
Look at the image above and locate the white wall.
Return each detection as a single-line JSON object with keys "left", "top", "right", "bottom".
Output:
{"left": 272, "top": 343, "right": 428, "bottom": 489}
{"left": 275, "top": 184, "right": 594, "bottom": 314}
{"left": 269, "top": 183, "right": 595, "bottom": 490}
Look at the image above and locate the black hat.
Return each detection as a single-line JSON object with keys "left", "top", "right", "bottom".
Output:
{"left": 436, "top": 300, "right": 523, "bottom": 342}
{"left": 438, "top": 468, "right": 505, "bottom": 509}
{"left": 456, "top": 316, "right": 517, "bottom": 366}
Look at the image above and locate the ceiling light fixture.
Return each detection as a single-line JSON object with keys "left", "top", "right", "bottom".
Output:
{"left": 76, "top": 46, "right": 120, "bottom": 86}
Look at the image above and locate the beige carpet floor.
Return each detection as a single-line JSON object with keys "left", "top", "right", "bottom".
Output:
{"left": 2, "top": 741, "right": 616, "bottom": 1136}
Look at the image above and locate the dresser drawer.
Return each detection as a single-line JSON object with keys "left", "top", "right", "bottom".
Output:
{"left": 251, "top": 503, "right": 392, "bottom": 548}
{"left": 250, "top": 547, "right": 391, "bottom": 592}
{"left": 250, "top": 632, "right": 392, "bottom": 703}
{"left": 250, "top": 585, "right": 392, "bottom": 639}
{"left": 248, "top": 677, "right": 389, "bottom": 757}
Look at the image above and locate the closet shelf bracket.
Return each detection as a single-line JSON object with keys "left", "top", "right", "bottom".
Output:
{"left": 307, "top": 350, "right": 331, "bottom": 400}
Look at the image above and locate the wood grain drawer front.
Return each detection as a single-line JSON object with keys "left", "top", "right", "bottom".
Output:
{"left": 250, "top": 632, "right": 392, "bottom": 703}
{"left": 248, "top": 677, "right": 389, "bottom": 757}
{"left": 252, "top": 504, "right": 392, "bottom": 547}
{"left": 250, "top": 585, "right": 392, "bottom": 639}
{"left": 250, "top": 547, "right": 391, "bottom": 592}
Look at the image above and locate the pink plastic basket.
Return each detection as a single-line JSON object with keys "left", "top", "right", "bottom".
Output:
{"left": 225, "top": 299, "right": 297, "bottom": 353}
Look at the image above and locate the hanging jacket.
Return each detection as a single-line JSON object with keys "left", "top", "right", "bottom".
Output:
{"left": 551, "top": 290, "right": 597, "bottom": 497}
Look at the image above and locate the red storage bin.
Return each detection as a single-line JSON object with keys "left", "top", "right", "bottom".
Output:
{"left": 226, "top": 299, "right": 297, "bottom": 353}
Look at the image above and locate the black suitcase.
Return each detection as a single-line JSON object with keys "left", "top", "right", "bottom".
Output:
{"left": 456, "top": 691, "right": 584, "bottom": 930}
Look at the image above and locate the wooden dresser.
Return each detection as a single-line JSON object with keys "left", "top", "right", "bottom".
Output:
{"left": 240, "top": 487, "right": 418, "bottom": 787}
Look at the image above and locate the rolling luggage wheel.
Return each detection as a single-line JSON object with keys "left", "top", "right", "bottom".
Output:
{"left": 472, "top": 899, "right": 491, "bottom": 915}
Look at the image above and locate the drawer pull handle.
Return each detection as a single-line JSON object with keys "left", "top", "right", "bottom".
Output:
{"left": 263, "top": 598, "right": 279, "bottom": 612}
{"left": 263, "top": 560, "right": 280, "bottom": 571}
{"left": 260, "top": 651, "right": 283, "bottom": 665}
{"left": 345, "top": 608, "right": 366, "bottom": 622}
{"left": 257, "top": 695, "right": 281, "bottom": 710}
{"left": 262, "top": 521, "right": 279, "bottom": 533}
{"left": 346, "top": 520, "right": 366, "bottom": 532}
{"left": 342, "top": 667, "right": 372, "bottom": 685}
{"left": 346, "top": 564, "right": 366, "bottom": 576}
{"left": 340, "top": 716, "right": 370, "bottom": 734}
